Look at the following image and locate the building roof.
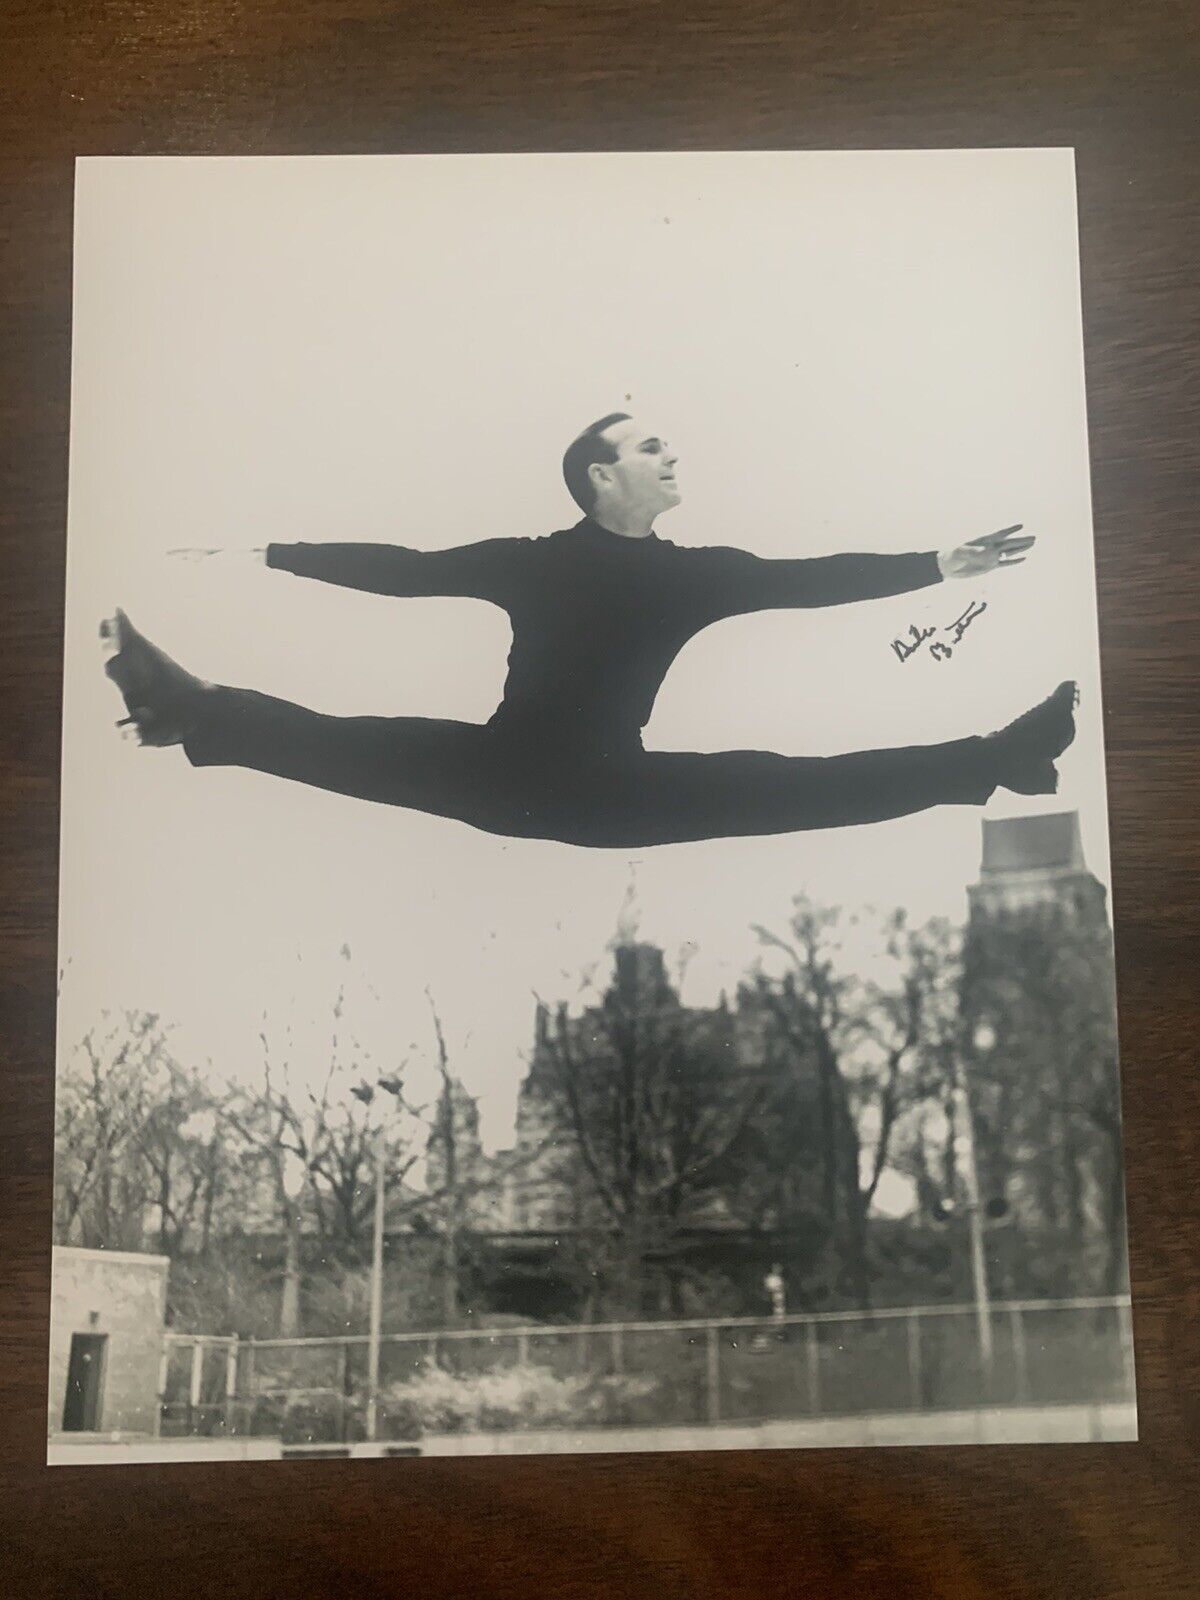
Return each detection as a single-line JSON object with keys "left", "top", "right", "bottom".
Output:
{"left": 52, "top": 1244, "right": 171, "bottom": 1269}
{"left": 980, "top": 811, "right": 1086, "bottom": 876}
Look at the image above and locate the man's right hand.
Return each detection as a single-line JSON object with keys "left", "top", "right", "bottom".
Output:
{"left": 167, "top": 547, "right": 266, "bottom": 563}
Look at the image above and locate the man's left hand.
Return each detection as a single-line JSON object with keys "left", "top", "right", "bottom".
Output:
{"left": 937, "top": 525, "right": 1035, "bottom": 579}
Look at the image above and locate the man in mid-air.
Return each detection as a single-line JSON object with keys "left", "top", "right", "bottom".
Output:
{"left": 103, "top": 412, "right": 1076, "bottom": 848}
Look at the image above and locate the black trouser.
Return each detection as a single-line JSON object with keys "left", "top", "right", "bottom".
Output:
{"left": 183, "top": 686, "right": 998, "bottom": 848}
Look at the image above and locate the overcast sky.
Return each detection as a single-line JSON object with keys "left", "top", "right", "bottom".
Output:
{"left": 58, "top": 150, "right": 1112, "bottom": 1159}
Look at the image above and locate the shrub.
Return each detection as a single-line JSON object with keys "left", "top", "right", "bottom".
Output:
{"left": 381, "top": 1363, "right": 658, "bottom": 1435}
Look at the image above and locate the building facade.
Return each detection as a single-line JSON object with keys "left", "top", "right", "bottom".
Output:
{"left": 960, "top": 810, "right": 1126, "bottom": 1298}
{"left": 48, "top": 1245, "right": 169, "bottom": 1440}
{"left": 425, "top": 940, "right": 792, "bottom": 1320}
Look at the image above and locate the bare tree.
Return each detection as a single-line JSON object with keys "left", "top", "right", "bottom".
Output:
{"left": 55, "top": 1011, "right": 181, "bottom": 1250}
{"left": 223, "top": 999, "right": 416, "bottom": 1336}
{"left": 424, "top": 996, "right": 464, "bottom": 1324}
{"left": 752, "top": 899, "right": 960, "bottom": 1308}
{"left": 533, "top": 945, "right": 765, "bottom": 1318}
{"left": 133, "top": 1073, "right": 233, "bottom": 1258}
{"left": 418, "top": 991, "right": 530, "bottom": 1327}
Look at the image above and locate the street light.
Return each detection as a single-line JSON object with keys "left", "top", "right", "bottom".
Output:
{"left": 958, "top": 1021, "right": 997, "bottom": 1390}
{"left": 350, "top": 1075, "right": 404, "bottom": 1442}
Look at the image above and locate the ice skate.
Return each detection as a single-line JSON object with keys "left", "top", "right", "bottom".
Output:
{"left": 101, "top": 610, "right": 207, "bottom": 747}
{"left": 989, "top": 680, "right": 1078, "bottom": 797}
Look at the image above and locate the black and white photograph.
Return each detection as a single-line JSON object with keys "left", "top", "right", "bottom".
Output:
{"left": 50, "top": 150, "right": 1134, "bottom": 1463}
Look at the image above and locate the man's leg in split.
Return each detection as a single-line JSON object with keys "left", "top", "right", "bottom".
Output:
{"left": 542, "top": 682, "right": 1078, "bottom": 848}
{"left": 103, "top": 609, "right": 526, "bottom": 830}
{"left": 544, "top": 737, "right": 999, "bottom": 848}
{"left": 183, "top": 687, "right": 510, "bottom": 827}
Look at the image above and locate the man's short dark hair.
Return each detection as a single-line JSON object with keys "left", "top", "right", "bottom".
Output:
{"left": 562, "top": 413, "right": 632, "bottom": 514}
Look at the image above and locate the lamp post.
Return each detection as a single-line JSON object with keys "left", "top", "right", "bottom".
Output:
{"left": 351, "top": 1075, "right": 404, "bottom": 1443}
{"left": 366, "top": 1118, "right": 387, "bottom": 1442}
{"left": 957, "top": 1022, "right": 996, "bottom": 1389}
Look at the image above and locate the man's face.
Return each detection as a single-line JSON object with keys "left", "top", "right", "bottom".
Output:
{"left": 595, "top": 418, "right": 681, "bottom": 520}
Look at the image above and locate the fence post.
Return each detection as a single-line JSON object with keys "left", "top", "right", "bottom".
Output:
{"left": 188, "top": 1338, "right": 204, "bottom": 1431}
{"left": 1009, "top": 1306, "right": 1030, "bottom": 1405}
{"left": 610, "top": 1325, "right": 624, "bottom": 1375}
{"left": 224, "top": 1336, "right": 240, "bottom": 1435}
{"left": 244, "top": 1340, "right": 257, "bottom": 1436}
{"left": 517, "top": 1331, "right": 529, "bottom": 1366}
{"left": 705, "top": 1325, "right": 721, "bottom": 1425}
{"left": 906, "top": 1313, "right": 923, "bottom": 1409}
{"left": 805, "top": 1321, "right": 821, "bottom": 1415}
{"left": 338, "top": 1340, "right": 351, "bottom": 1443}
{"left": 157, "top": 1343, "right": 170, "bottom": 1430}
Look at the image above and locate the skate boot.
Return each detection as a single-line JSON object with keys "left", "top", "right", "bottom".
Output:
{"left": 988, "top": 680, "right": 1079, "bottom": 796}
{"left": 100, "top": 610, "right": 208, "bottom": 747}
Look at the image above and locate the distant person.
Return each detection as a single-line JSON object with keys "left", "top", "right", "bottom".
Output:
{"left": 102, "top": 412, "right": 1076, "bottom": 847}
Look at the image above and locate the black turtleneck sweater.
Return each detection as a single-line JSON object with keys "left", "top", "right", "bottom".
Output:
{"left": 266, "top": 518, "right": 942, "bottom": 757}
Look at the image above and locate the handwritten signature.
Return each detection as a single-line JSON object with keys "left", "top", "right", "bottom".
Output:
{"left": 892, "top": 600, "right": 988, "bottom": 665}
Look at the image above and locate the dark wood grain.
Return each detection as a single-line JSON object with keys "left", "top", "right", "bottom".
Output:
{"left": 2, "top": 3, "right": 1198, "bottom": 1595}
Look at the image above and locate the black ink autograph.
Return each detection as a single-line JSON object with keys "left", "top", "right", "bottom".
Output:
{"left": 891, "top": 600, "right": 987, "bottom": 665}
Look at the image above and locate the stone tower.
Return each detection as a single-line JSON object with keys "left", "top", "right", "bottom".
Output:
{"left": 960, "top": 809, "right": 1123, "bottom": 1297}
{"left": 967, "top": 810, "right": 1108, "bottom": 924}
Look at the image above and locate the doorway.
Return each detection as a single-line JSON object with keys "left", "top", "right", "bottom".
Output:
{"left": 62, "top": 1333, "right": 107, "bottom": 1431}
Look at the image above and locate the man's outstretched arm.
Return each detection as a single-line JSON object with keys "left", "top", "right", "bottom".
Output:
{"left": 701, "top": 526, "right": 1035, "bottom": 616}
{"left": 169, "top": 538, "right": 526, "bottom": 604}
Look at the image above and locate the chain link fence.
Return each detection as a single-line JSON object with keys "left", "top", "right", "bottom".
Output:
{"left": 160, "top": 1296, "right": 1135, "bottom": 1443}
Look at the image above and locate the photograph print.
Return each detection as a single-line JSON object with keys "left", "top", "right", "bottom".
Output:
{"left": 51, "top": 150, "right": 1134, "bottom": 1463}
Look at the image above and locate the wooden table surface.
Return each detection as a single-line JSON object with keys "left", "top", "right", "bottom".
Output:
{"left": 2, "top": 3, "right": 1197, "bottom": 1595}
